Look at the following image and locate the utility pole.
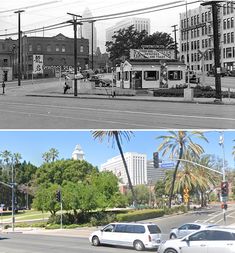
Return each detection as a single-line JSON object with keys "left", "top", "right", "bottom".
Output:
{"left": 90, "top": 20, "right": 96, "bottom": 70}
{"left": 171, "top": 24, "right": 178, "bottom": 60}
{"left": 67, "top": 13, "right": 82, "bottom": 97}
{"left": 201, "top": 1, "right": 222, "bottom": 101}
{"left": 14, "top": 10, "right": 25, "bottom": 86}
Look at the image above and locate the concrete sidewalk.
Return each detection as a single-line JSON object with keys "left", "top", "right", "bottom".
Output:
{"left": 4, "top": 79, "right": 235, "bottom": 105}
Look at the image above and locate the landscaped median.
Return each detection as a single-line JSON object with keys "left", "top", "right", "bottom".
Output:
{"left": 1, "top": 205, "right": 188, "bottom": 230}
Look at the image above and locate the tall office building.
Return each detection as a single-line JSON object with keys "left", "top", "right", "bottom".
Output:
{"left": 106, "top": 17, "right": 150, "bottom": 42}
{"left": 72, "top": 144, "right": 85, "bottom": 161}
{"left": 82, "top": 8, "right": 97, "bottom": 54}
{"left": 100, "top": 152, "right": 147, "bottom": 186}
{"left": 179, "top": 2, "right": 235, "bottom": 72}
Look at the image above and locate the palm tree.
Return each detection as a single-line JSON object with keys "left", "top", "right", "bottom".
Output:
{"left": 156, "top": 131, "right": 208, "bottom": 208}
{"left": 92, "top": 131, "right": 137, "bottom": 207}
{"left": 0, "top": 150, "right": 12, "bottom": 165}
{"left": 42, "top": 148, "right": 59, "bottom": 163}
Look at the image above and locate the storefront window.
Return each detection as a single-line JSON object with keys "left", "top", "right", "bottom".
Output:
{"left": 144, "top": 71, "right": 159, "bottom": 80}
{"left": 168, "top": 71, "right": 182, "bottom": 80}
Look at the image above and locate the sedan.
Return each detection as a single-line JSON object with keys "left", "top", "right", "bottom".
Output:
{"left": 159, "top": 226, "right": 235, "bottom": 253}
{"left": 169, "top": 223, "right": 217, "bottom": 239}
{"left": 89, "top": 75, "right": 112, "bottom": 87}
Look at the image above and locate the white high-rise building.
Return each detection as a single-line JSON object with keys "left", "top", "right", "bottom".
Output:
{"left": 82, "top": 8, "right": 97, "bottom": 54}
{"left": 72, "top": 144, "right": 85, "bottom": 161}
{"left": 106, "top": 17, "right": 151, "bottom": 42}
{"left": 100, "top": 152, "right": 147, "bottom": 186}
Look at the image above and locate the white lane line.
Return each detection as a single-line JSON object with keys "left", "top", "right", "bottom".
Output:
{"left": 0, "top": 109, "right": 158, "bottom": 128}
{"left": 0, "top": 101, "right": 234, "bottom": 122}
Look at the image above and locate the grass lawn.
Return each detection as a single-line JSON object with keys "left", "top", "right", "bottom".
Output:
{"left": 1, "top": 210, "right": 50, "bottom": 222}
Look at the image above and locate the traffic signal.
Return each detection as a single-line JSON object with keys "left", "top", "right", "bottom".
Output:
{"left": 56, "top": 190, "right": 61, "bottom": 202}
{"left": 153, "top": 152, "right": 159, "bottom": 168}
{"left": 221, "top": 181, "right": 229, "bottom": 197}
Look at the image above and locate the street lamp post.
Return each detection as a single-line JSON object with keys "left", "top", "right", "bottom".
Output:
{"left": 11, "top": 164, "right": 15, "bottom": 232}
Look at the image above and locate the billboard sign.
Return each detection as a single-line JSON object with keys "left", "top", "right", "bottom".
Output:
{"left": 33, "top": 55, "right": 43, "bottom": 74}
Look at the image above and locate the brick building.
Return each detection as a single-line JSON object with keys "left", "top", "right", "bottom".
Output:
{"left": 20, "top": 33, "right": 89, "bottom": 79}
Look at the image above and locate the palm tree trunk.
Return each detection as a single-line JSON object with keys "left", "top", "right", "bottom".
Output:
{"left": 168, "top": 146, "right": 183, "bottom": 208}
{"left": 114, "top": 132, "right": 137, "bottom": 208}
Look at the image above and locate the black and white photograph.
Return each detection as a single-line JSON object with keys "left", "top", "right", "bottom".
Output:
{"left": 0, "top": 0, "right": 235, "bottom": 252}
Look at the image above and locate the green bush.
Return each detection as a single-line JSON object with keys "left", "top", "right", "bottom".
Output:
{"left": 116, "top": 209, "right": 164, "bottom": 222}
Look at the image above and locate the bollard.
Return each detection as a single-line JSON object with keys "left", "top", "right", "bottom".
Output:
{"left": 2, "top": 81, "right": 5, "bottom": 94}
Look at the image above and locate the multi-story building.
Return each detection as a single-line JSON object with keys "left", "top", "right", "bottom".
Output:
{"left": 100, "top": 152, "right": 147, "bottom": 186}
{"left": 81, "top": 8, "right": 97, "bottom": 55}
{"left": 0, "top": 38, "right": 16, "bottom": 81}
{"left": 106, "top": 17, "right": 150, "bottom": 42}
{"left": 179, "top": 2, "right": 235, "bottom": 73}
{"left": 21, "top": 33, "right": 89, "bottom": 79}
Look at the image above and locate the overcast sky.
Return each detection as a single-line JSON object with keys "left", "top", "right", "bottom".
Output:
{"left": 0, "top": 0, "right": 201, "bottom": 52}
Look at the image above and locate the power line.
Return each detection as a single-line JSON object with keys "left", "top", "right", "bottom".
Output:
{"left": 0, "top": 0, "right": 201, "bottom": 37}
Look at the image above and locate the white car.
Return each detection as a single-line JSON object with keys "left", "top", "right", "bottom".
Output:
{"left": 169, "top": 222, "right": 217, "bottom": 239}
{"left": 159, "top": 226, "right": 235, "bottom": 253}
{"left": 89, "top": 222, "right": 162, "bottom": 251}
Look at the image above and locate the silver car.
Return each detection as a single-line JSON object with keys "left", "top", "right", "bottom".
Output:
{"left": 159, "top": 226, "right": 235, "bottom": 253}
{"left": 169, "top": 223, "right": 217, "bottom": 239}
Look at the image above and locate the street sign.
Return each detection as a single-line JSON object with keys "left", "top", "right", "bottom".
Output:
{"left": 33, "top": 55, "right": 43, "bottom": 74}
{"left": 160, "top": 162, "right": 175, "bottom": 168}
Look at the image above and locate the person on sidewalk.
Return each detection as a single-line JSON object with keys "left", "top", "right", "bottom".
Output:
{"left": 63, "top": 75, "right": 71, "bottom": 94}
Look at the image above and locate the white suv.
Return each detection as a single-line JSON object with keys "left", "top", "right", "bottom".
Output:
{"left": 159, "top": 226, "right": 235, "bottom": 253}
{"left": 89, "top": 222, "right": 162, "bottom": 251}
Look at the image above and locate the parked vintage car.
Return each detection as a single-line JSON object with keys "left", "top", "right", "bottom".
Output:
{"left": 89, "top": 75, "right": 112, "bottom": 87}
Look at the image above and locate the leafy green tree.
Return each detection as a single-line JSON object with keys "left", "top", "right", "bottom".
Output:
{"left": 92, "top": 131, "right": 137, "bottom": 207}
{"left": 143, "top": 31, "right": 175, "bottom": 49}
{"left": 154, "top": 180, "right": 167, "bottom": 207}
{"left": 156, "top": 131, "right": 208, "bottom": 208}
{"left": 106, "top": 25, "right": 148, "bottom": 63}
{"left": 32, "top": 183, "right": 61, "bottom": 215}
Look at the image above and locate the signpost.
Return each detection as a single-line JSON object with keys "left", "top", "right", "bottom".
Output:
{"left": 32, "top": 55, "right": 43, "bottom": 84}
{"left": 160, "top": 162, "right": 175, "bottom": 168}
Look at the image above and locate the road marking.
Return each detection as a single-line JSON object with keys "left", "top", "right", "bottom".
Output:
{"left": 0, "top": 101, "right": 234, "bottom": 122}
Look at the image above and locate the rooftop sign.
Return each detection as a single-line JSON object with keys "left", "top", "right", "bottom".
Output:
{"left": 130, "top": 49, "right": 174, "bottom": 60}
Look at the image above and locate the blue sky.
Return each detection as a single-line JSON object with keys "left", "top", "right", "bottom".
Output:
{"left": 0, "top": 130, "right": 234, "bottom": 169}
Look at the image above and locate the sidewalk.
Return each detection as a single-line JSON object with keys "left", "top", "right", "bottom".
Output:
{"left": 4, "top": 79, "right": 235, "bottom": 105}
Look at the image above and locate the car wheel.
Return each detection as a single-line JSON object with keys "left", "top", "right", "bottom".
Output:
{"left": 170, "top": 234, "right": 177, "bottom": 239}
{"left": 164, "top": 248, "right": 178, "bottom": 253}
{"left": 92, "top": 236, "right": 100, "bottom": 246}
{"left": 133, "top": 240, "right": 145, "bottom": 251}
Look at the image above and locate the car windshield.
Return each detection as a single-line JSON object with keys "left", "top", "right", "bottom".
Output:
{"left": 148, "top": 225, "right": 161, "bottom": 234}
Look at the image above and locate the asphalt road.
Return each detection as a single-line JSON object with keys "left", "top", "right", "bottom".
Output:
{"left": 1, "top": 205, "right": 235, "bottom": 253}
{"left": 0, "top": 81, "right": 234, "bottom": 129}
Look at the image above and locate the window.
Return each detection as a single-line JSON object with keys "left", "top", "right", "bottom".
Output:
{"left": 202, "top": 13, "right": 204, "bottom": 23}
{"left": 133, "top": 225, "right": 145, "bottom": 234}
{"left": 202, "top": 39, "right": 205, "bottom": 48}
{"left": 227, "top": 33, "right": 230, "bottom": 43}
{"left": 80, "top": 45, "right": 84, "bottom": 52}
{"left": 224, "top": 34, "right": 227, "bottom": 44}
{"left": 144, "top": 71, "right": 159, "bottom": 81}
{"left": 226, "top": 47, "right": 232, "bottom": 58}
{"left": 223, "top": 19, "right": 227, "bottom": 29}
{"left": 168, "top": 71, "right": 182, "bottom": 80}
{"left": 205, "top": 12, "right": 208, "bottom": 22}
{"left": 189, "top": 231, "right": 208, "bottom": 241}
{"left": 227, "top": 18, "right": 230, "bottom": 29}
{"left": 103, "top": 224, "right": 115, "bottom": 232}
{"left": 191, "top": 30, "right": 194, "bottom": 39}
{"left": 47, "top": 44, "right": 51, "bottom": 52}
{"left": 62, "top": 45, "right": 66, "bottom": 52}
{"left": 208, "top": 231, "right": 235, "bottom": 241}
{"left": 37, "top": 44, "right": 41, "bottom": 51}
{"left": 223, "top": 4, "right": 226, "bottom": 15}
{"left": 231, "top": 17, "right": 234, "bottom": 28}
{"left": 231, "top": 32, "right": 234, "bottom": 43}
{"left": 55, "top": 45, "right": 60, "bottom": 52}
{"left": 227, "top": 3, "right": 230, "bottom": 14}
{"left": 124, "top": 71, "right": 129, "bottom": 81}
{"left": 148, "top": 225, "right": 161, "bottom": 234}
{"left": 29, "top": 44, "right": 32, "bottom": 52}
{"left": 117, "top": 72, "right": 121, "bottom": 81}
{"left": 197, "top": 14, "right": 199, "bottom": 24}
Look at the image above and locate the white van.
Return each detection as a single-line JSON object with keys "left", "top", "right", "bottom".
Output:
{"left": 89, "top": 222, "right": 162, "bottom": 251}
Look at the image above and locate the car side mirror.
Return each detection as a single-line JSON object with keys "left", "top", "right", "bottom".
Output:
{"left": 184, "top": 236, "right": 190, "bottom": 243}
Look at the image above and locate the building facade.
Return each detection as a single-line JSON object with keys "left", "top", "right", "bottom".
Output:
{"left": 106, "top": 17, "right": 151, "bottom": 42}
{"left": 0, "top": 38, "right": 16, "bottom": 81}
{"left": 179, "top": 2, "right": 235, "bottom": 73}
{"left": 100, "top": 152, "right": 147, "bottom": 186}
{"left": 72, "top": 144, "right": 85, "bottom": 161}
{"left": 81, "top": 8, "right": 97, "bottom": 55}
{"left": 21, "top": 33, "right": 89, "bottom": 79}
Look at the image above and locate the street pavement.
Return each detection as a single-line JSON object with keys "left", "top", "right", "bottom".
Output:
{"left": 2, "top": 78, "right": 235, "bottom": 105}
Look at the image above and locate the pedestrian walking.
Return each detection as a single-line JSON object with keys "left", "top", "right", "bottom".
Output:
{"left": 63, "top": 75, "right": 71, "bottom": 94}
